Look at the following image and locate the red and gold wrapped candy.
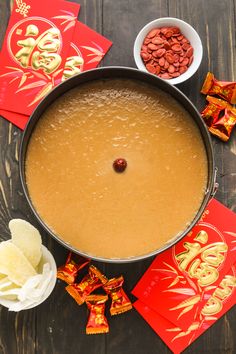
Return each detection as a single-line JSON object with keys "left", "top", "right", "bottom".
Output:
{"left": 209, "top": 107, "right": 236, "bottom": 142}
{"left": 66, "top": 265, "right": 108, "bottom": 305}
{"left": 103, "top": 276, "right": 133, "bottom": 316}
{"left": 57, "top": 252, "right": 90, "bottom": 284}
{"left": 201, "top": 72, "right": 236, "bottom": 104}
{"left": 85, "top": 295, "right": 109, "bottom": 334}
{"left": 60, "top": 252, "right": 133, "bottom": 334}
{"left": 201, "top": 95, "right": 229, "bottom": 127}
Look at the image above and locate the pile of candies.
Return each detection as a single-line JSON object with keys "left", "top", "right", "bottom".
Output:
{"left": 140, "top": 26, "right": 194, "bottom": 79}
{"left": 57, "top": 253, "right": 132, "bottom": 334}
{"left": 201, "top": 72, "right": 236, "bottom": 141}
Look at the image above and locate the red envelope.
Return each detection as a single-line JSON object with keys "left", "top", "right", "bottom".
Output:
{"left": 0, "top": 109, "right": 29, "bottom": 129}
{"left": 132, "top": 199, "right": 236, "bottom": 331}
{"left": 0, "top": 0, "right": 80, "bottom": 116}
{"left": 134, "top": 263, "right": 236, "bottom": 354}
{"left": 0, "top": 18, "right": 112, "bottom": 129}
{"left": 62, "top": 21, "right": 112, "bottom": 81}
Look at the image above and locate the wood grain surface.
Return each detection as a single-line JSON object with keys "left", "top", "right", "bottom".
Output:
{"left": 0, "top": 0, "right": 236, "bottom": 353}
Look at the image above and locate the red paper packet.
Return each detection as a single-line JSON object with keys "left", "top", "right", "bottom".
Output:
{"left": 134, "top": 263, "right": 236, "bottom": 354}
{"left": 0, "top": 0, "right": 80, "bottom": 116}
{"left": 0, "top": 109, "right": 29, "bottom": 129}
{"left": 132, "top": 199, "right": 236, "bottom": 331}
{"left": 0, "top": 20, "right": 112, "bottom": 129}
{"left": 62, "top": 21, "right": 112, "bottom": 81}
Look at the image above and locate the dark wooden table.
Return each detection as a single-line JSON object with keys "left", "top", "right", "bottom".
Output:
{"left": 0, "top": 0, "right": 236, "bottom": 353}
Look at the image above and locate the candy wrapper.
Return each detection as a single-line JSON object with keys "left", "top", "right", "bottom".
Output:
{"left": 62, "top": 261, "right": 132, "bottom": 333}
{"left": 201, "top": 72, "right": 236, "bottom": 104}
{"left": 103, "top": 276, "right": 132, "bottom": 315}
{"left": 85, "top": 294, "right": 109, "bottom": 334}
{"left": 57, "top": 252, "right": 90, "bottom": 284}
{"left": 132, "top": 198, "right": 236, "bottom": 331}
{"left": 209, "top": 106, "right": 236, "bottom": 142}
{"left": 201, "top": 95, "right": 229, "bottom": 127}
{"left": 66, "top": 265, "right": 107, "bottom": 305}
{"left": 134, "top": 263, "right": 236, "bottom": 354}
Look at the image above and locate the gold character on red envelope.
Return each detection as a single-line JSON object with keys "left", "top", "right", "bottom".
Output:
{"left": 202, "top": 275, "right": 236, "bottom": 315}
{"left": 176, "top": 230, "right": 228, "bottom": 287}
{"left": 62, "top": 43, "right": 84, "bottom": 81}
{"left": 0, "top": 8, "right": 112, "bottom": 120}
{"left": 63, "top": 55, "right": 84, "bottom": 80}
{"left": 15, "top": 24, "right": 61, "bottom": 73}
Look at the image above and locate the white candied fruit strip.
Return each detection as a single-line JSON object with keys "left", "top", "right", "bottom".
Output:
{"left": 0, "top": 241, "right": 37, "bottom": 286}
{"left": 9, "top": 219, "right": 42, "bottom": 269}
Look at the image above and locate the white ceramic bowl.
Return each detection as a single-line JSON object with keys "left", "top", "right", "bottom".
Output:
{"left": 0, "top": 245, "right": 57, "bottom": 311}
{"left": 133, "top": 17, "right": 203, "bottom": 85}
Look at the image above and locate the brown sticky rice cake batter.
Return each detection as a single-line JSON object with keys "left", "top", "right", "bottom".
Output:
{"left": 26, "top": 79, "right": 208, "bottom": 259}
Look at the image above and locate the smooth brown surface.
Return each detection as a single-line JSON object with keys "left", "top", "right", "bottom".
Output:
{"left": 0, "top": 0, "right": 236, "bottom": 353}
{"left": 26, "top": 79, "right": 207, "bottom": 259}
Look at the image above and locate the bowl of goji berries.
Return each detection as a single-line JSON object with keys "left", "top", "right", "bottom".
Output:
{"left": 134, "top": 17, "right": 203, "bottom": 85}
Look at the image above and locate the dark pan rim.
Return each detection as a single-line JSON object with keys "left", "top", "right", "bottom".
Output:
{"left": 19, "top": 66, "right": 215, "bottom": 263}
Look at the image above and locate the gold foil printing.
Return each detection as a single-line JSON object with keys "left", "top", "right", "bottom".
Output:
{"left": 15, "top": 0, "right": 31, "bottom": 18}
{"left": 62, "top": 55, "right": 84, "bottom": 80}
{"left": 202, "top": 275, "right": 236, "bottom": 315}
{"left": 15, "top": 25, "right": 61, "bottom": 73}
{"left": 175, "top": 231, "right": 227, "bottom": 287}
{"left": 188, "top": 260, "right": 219, "bottom": 287}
